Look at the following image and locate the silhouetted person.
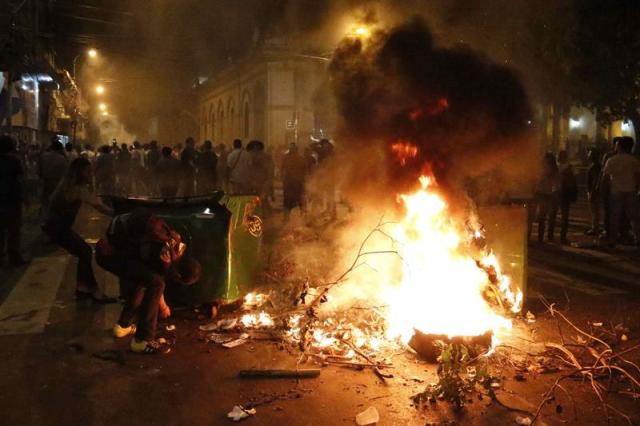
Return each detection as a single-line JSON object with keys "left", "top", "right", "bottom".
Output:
{"left": 42, "top": 158, "right": 116, "bottom": 302}
{"left": 0, "top": 135, "right": 27, "bottom": 266}
{"left": 227, "top": 139, "right": 251, "bottom": 194}
{"left": 196, "top": 140, "right": 217, "bottom": 194}
{"left": 530, "top": 152, "right": 560, "bottom": 243}
{"left": 281, "top": 143, "right": 307, "bottom": 221}
{"left": 215, "top": 143, "right": 229, "bottom": 192}
{"left": 39, "top": 138, "right": 68, "bottom": 222}
{"left": 116, "top": 143, "right": 132, "bottom": 194}
{"left": 180, "top": 137, "right": 197, "bottom": 197}
{"left": 95, "top": 145, "right": 116, "bottom": 195}
{"left": 586, "top": 149, "right": 602, "bottom": 235}
{"left": 548, "top": 150, "right": 577, "bottom": 244}
{"left": 131, "top": 141, "right": 146, "bottom": 195}
{"left": 601, "top": 136, "right": 640, "bottom": 246}
{"left": 155, "top": 147, "right": 181, "bottom": 197}
{"left": 96, "top": 208, "right": 198, "bottom": 354}
{"left": 248, "top": 140, "right": 274, "bottom": 213}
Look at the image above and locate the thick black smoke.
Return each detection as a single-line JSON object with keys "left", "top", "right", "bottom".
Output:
{"left": 328, "top": 17, "right": 536, "bottom": 201}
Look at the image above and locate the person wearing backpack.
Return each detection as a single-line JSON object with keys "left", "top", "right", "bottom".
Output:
{"left": 548, "top": 150, "right": 577, "bottom": 244}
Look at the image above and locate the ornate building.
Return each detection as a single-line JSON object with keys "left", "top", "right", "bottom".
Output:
{"left": 197, "top": 47, "right": 331, "bottom": 149}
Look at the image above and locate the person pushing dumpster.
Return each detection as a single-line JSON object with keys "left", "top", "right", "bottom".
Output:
{"left": 96, "top": 208, "right": 201, "bottom": 354}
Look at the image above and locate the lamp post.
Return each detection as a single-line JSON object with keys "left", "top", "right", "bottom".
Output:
{"left": 72, "top": 48, "right": 98, "bottom": 80}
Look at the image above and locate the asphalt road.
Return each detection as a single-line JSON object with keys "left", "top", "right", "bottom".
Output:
{"left": 0, "top": 199, "right": 638, "bottom": 426}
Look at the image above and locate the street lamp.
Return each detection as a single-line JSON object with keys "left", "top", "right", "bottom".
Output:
{"left": 98, "top": 103, "right": 107, "bottom": 111}
{"left": 95, "top": 84, "right": 105, "bottom": 95}
{"left": 72, "top": 48, "right": 98, "bottom": 79}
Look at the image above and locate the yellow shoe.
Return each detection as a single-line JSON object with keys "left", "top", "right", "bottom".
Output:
{"left": 113, "top": 323, "right": 136, "bottom": 338}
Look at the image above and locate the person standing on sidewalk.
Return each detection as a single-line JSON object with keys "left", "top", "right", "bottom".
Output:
{"left": 42, "top": 158, "right": 116, "bottom": 303}
{"left": 601, "top": 137, "right": 640, "bottom": 247}
{"left": 586, "top": 149, "right": 602, "bottom": 236}
{"left": 0, "top": 135, "right": 28, "bottom": 267}
{"left": 530, "top": 152, "right": 560, "bottom": 243}
{"left": 548, "top": 150, "right": 578, "bottom": 244}
{"left": 39, "top": 138, "right": 68, "bottom": 222}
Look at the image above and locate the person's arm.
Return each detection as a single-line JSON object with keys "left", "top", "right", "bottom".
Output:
{"left": 79, "top": 188, "right": 114, "bottom": 216}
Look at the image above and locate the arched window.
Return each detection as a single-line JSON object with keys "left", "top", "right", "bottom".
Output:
{"left": 243, "top": 102, "right": 250, "bottom": 138}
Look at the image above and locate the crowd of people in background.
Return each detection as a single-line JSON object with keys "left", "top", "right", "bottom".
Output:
{"left": 529, "top": 135, "right": 640, "bottom": 248}
{"left": 0, "top": 133, "right": 339, "bottom": 268}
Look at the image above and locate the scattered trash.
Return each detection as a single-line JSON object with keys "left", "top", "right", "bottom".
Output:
{"left": 199, "top": 318, "right": 237, "bottom": 332}
{"left": 592, "top": 322, "right": 603, "bottom": 327}
{"left": 166, "top": 324, "right": 176, "bottom": 331}
{"left": 227, "top": 405, "right": 256, "bottom": 421}
{"left": 525, "top": 311, "right": 536, "bottom": 323}
{"left": 515, "top": 416, "right": 532, "bottom": 425}
{"left": 621, "top": 334, "right": 629, "bottom": 342}
{"left": 157, "top": 337, "right": 167, "bottom": 344}
{"left": 206, "top": 333, "right": 235, "bottom": 344}
{"left": 355, "top": 406, "right": 379, "bottom": 425}
{"left": 222, "top": 333, "right": 249, "bottom": 348}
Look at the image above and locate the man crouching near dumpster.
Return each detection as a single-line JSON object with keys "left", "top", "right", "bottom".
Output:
{"left": 96, "top": 207, "right": 201, "bottom": 354}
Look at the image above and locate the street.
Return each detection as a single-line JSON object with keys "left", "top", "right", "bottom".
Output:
{"left": 0, "top": 199, "right": 638, "bottom": 426}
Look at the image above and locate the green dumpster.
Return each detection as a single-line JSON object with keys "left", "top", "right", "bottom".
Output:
{"left": 109, "top": 193, "right": 263, "bottom": 305}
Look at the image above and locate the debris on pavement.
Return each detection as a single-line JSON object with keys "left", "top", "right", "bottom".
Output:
{"left": 166, "top": 324, "right": 176, "bottom": 331}
{"left": 227, "top": 405, "right": 256, "bottom": 422}
{"left": 515, "top": 415, "right": 532, "bottom": 425}
{"left": 238, "top": 368, "right": 321, "bottom": 379}
{"left": 222, "top": 333, "right": 249, "bottom": 348}
{"left": 525, "top": 311, "right": 536, "bottom": 323}
{"left": 355, "top": 406, "right": 379, "bottom": 425}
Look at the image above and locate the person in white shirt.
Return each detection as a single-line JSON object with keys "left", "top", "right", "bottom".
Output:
{"left": 602, "top": 136, "right": 640, "bottom": 246}
{"left": 227, "top": 139, "right": 251, "bottom": 194}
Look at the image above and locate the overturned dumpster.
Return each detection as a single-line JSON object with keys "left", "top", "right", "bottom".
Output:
{"left": 109, "top": 192, "right": 263, "bottom": 306}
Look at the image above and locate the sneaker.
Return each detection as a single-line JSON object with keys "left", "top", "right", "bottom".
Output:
{"left": 113, "top": 323, "right": 136, "bottom": 338}
{"left": 130, "top": 338, "right": 171, "bottom": 355}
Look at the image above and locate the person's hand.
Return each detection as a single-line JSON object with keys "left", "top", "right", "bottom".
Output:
{"left": 159, "top": 302, "right": 171, "bottom": 319}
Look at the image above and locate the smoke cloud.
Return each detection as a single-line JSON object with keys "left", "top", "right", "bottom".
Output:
{"left": 326, "top": 17, "right": 536, "bottom": 205}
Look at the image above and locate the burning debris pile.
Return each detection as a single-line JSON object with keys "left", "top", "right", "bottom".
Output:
{"left": 200, "top": 173, "right": 523, "bottom": 367}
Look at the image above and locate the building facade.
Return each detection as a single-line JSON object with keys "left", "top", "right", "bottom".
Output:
{"left": 197, "top": 48, "right": 331, "bottom": 150}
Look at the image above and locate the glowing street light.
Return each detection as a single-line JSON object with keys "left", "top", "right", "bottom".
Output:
{"left": 353, "top": 26, "right": 370, "bottom": 37}
{"left": 98, "top": 103, "right": 107, "bottom": 111}
{"left": 95, "top": 84, "right": 105, "bottom": 95}
{"left": 88, "top": 48, "right": 98, "bottom": 58}
{"left": 102, "top": 111, "right": 109, "bottom": 117}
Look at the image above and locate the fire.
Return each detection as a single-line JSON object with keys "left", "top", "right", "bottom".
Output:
{"left": 390, "top": 141, "right": 418, "bottom": 166}
{"left": 383, "top": 176, "right": 521, "bottom": 343}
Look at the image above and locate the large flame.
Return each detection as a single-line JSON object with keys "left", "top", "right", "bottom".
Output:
{"left": 383, "top": 176, "right": 520, "bottom": 343}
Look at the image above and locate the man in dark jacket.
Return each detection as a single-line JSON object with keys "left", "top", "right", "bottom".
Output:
{"left": 0, "top": 135, "right": 27, "bottom": 266}
{"left": 196, "top": 140, "right": 217, "bottom": 194}
{"left": 180, "top": 137, "right": 197, "bottom": 197}
{"left": 155, "top": 147, "right": 181, "bottom": 197}
{"left": 96, "top": 208, "right": 200, "bottom": 354}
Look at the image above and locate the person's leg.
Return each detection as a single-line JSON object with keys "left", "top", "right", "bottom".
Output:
{"left": 7, "top": 204, "right": 23, "bottom": 263}
{"left": 537, "top": 197, "right": 548, "bottom": 242}
{"left": 589, "top": 197, "right": 601, "bottom": 233}
{"left": 623, "top": 193, "right": 640, "bottom": 244}
{"left": 603, "top": 191, "right": 611, "bottom": 238}
{"left": 560, "top": 200, "right": 571, "bottom": 243}
{"left": 609, "top": 193, "right": 623, "bottom": 245}
{"left": 547, "top": 197, "right": 559, "bottom": 241}
{"left": 0, "top": 208, "right": 7, "bottom": 260}
{"left": 134, "top": 274, "right": 165, "bottom": 341}
{"left": 49, "top": 229, "right": 98, "bottom": 290}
